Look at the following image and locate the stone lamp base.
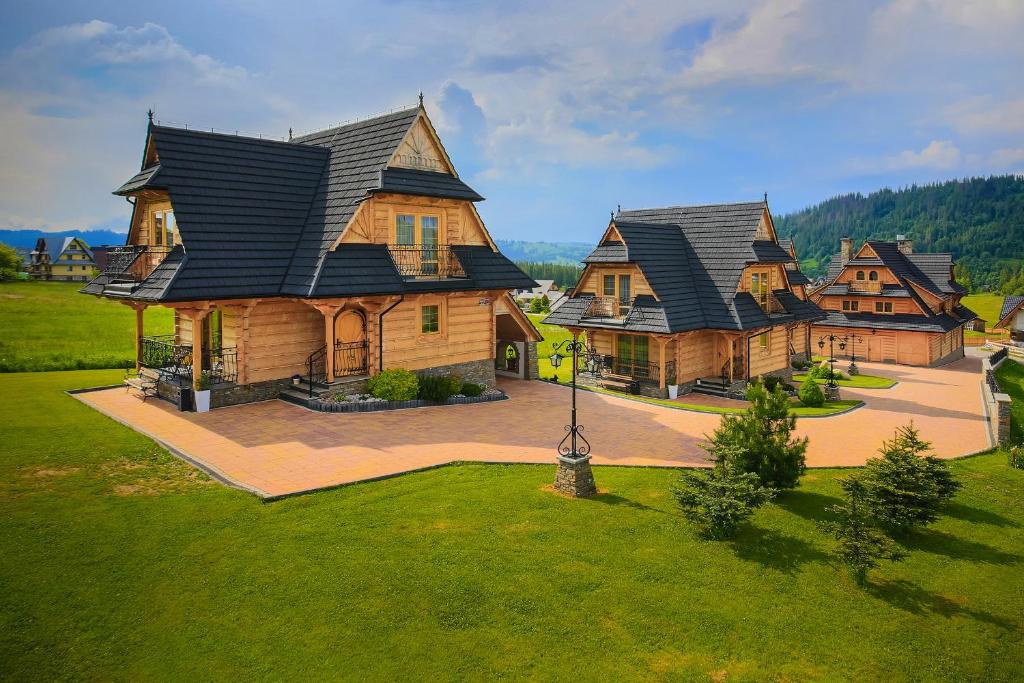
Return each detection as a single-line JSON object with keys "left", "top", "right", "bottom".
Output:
{"left": 554, "top": 454, "right": 598, "bottom": 497}
{"left": 824, "top": 384, "right": 841, "bottom": 401}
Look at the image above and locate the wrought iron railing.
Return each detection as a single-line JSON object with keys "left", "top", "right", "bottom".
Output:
{"left": 582, "top": 296, "right": 632, "bottom": 319}
{"left": 334, "top": 340, "right": 369, "bottom": 377}
{"left": 591, "top": 355, "right": 675, "bottom": 385}
{"left": 388, "top": 245, "right": 467, "bottom": 279}
{"left": 139, "top": 335, "right": 236, "bottom": 385}
{"left": 306, "top": 345, "right": 327, "bottom": 397}
{"left": 102, "top": 245, "right": 173, "bottom": 284}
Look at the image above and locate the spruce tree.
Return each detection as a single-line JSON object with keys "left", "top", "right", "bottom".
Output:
{"left": 821, "top": 475, "right": 906, "bottom": 586}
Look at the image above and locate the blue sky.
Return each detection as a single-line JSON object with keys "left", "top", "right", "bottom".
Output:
{"left": 1, "top": 0, "right": 1022, "bottom": 242}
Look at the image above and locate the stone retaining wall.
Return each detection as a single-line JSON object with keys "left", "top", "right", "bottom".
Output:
{"left": 982, "top": 356, "right": 1012, "bottom": 446}
{"left": 415, "top": 358, "right": 496, "bottom": 388}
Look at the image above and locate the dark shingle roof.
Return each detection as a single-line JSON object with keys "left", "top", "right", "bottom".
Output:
{"left": 818, "top": 310, "right": 966, "bottom": 333}
{"left": 751, "top": 240, "right": 794, "bottom": 263}
{"left": 866, "top": 242, "right": 964, "bottom": 296}
{"left": 583, "top": 241, "right": 628, "bottom": 263}
{"left": 1000, "top": 296, "right": 1024, "bottom": 325}
{"left": 819, "top": 284, "right": 911, "bottom": 297}
{"left": 548, "top": 202, "right": 825, "bottom": 333}
{"left": 96, "top": 108, "right": 533, "bottom": 301}
{"left": 114, "top": 164, "right": 163, "bottom": 195}
{"left": 786, "top": 270, "right": 811, "bottom": 286}
{"left": 375, "top": 167, "right": 483, "bottom": 201}
{"left": 772, "top": 289, "right": 828, "bottom": 323}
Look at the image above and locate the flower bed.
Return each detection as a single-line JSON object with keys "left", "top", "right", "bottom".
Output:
{"left": 308, "top": 388, "right": 507, "bottom": 413}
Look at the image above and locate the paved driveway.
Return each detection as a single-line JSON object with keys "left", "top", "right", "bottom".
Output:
{"left": 76, "top": 356, "right": 991, "bottom": 498}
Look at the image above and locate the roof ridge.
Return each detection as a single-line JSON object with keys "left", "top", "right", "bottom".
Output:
{"left": 292, "top": 106, "right": 420, "bottom": 143}
{"left": 619, "top": 200, "right": 764, "bottom": 213}
{"left": 150, "top": 124, "right": 306, "bottom": 148}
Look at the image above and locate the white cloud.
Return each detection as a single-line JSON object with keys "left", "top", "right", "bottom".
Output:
{"left": 943, "top": 97, "right": 1024, "bottom": 137}
{"left": 989, "top": 147, "right": 1024, "bottom": 170}
{"left": 886, "top": 140, "right": 961, "bottom": 171}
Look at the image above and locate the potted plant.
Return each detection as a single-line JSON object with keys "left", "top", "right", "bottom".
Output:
{"left": 291, "top": 374, "right": 302, "bottom": 386}
{"left": 667, "top": 384, "right": 679, "bottom": 399}
{"left": 194, "top": 372, "right": 212, "bottom": 413}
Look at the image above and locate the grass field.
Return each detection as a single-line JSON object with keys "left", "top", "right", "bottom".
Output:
{"left": 793, "top": 373, "right": 897, "bottom": 389}
{"left": 995, "top": 359, "right": 1024, "bottom": 444}
{"left": 1, "top": 370, "right": 1022, "bottom": 679}
{"left": 963, "top": 293, "right": 1009, "bottom": 339}
{"left": 529, "top": 312, "right": 583, "bottom": 382}
{"left": 0, "top": 281, "right": 173, "bottom": 372}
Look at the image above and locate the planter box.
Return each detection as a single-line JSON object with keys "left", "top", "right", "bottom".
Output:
{"left": 309, "top": 391, "right": 507, "bottom": 413}
{"left": 194, "top": 389, "right": 211, "bottom": 413}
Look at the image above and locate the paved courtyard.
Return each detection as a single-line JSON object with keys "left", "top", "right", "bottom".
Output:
{"left": 75, "top": 356, "right": 992, "bottom": 498}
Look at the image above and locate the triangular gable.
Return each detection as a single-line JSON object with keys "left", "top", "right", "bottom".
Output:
{"left": 997, "top": 297, "right": 1024, "bottom": 329}
{"left": 855, "top": 242, "right": 878, "bottom": 259}
{"left": 388, "top": 111, "right": 456, "bottom": 175}
{"left": 754, "top": 207, "right": 778, "bottom": 242}
{"left": 904, "top": 279, "right": 943, "bottom": 314}
{"left": 495, "top": 292, "right": 543, "bottom": 342}
{"left": 602, "top": 221, "right": 625, "bottom": 245}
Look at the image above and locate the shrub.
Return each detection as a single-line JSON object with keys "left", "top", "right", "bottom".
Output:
{"left": 460, "top": 382, "right": 483, "bottom": 397}
{"left": 763, "top": 376, "right": 794, "bottom": 393}
{"left": 367, "top": 368, "right": 419, "bottom": 401}
{"left": 1009, "top": 446, "right": 1024, "bottom": 470}
{"left": 0, "top": 242, "right": 20, "bottom": 281}
{"left": 807, "top": 364, "right": 846, "bottom": 381}
{"left": 791, "top": 359, "right": 810, "bottom": 370}
{"left": 708, "top": 382, "right": 808, "bottom": 489}
{"left": 798, "top": 375, "right": 825, "bottom": 407}
{"left": 672, "top": 464, "right": 775, "bottom": 540}
{"left": 861, "top": 423, "right": 959, "bottom": 534}
{"left": 418, "top": 373, "right": 463, "bottom": 402}
{"left": 820, "top": 474, "right": 905, "bottom": 586}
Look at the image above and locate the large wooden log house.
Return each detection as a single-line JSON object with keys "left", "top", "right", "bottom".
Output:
{"left": 808, "top": 237, "right": 976, "bottom": 366}
{"left": 544, "top": 201, "right": 825, "bottom": 398}
{"left": 83, "top": 103, "right": 541, "bottom": 408}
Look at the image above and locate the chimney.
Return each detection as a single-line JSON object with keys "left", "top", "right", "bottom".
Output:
{"left": 896, "top": 234, "right": 913, "bottom": 254}
{"left": 840, "top": 237, "right": 853, "bottom": 266}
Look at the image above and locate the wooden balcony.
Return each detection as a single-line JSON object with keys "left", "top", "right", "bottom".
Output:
{"left": 98, "top": 245, "right": 174, "bottom": 293}
{"left": 388, "top": 245, "right": 467, "bottom": 279}
{"left": 581, "top": 296, "right": 633, "bottom": 321}
{"left": 848, "top": 280, "right": 883, "bottom": 293}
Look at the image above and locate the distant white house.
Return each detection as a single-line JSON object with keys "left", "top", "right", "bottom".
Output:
{"left": 516, "top": 279, "right": 564, "bottom": 309}
{"left": 997, "top": 296, "right": 1024, "bottom": 341}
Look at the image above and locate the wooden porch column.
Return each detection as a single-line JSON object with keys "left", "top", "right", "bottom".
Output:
{"left": 133, "top": 304, "right": 147, "bottom": 371}
{"left": 187, "top": 308, "right": 211, "bottom": 391}
{"left": 313, "top": 304, "right": 342, "bottom": 382}
{"left": 656, "top": 337, "right": 667, "bottom": 390}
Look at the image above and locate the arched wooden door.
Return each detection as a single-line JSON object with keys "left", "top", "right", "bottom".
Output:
{"left": 333, "top": 310, "right": 368, "bottom": 377}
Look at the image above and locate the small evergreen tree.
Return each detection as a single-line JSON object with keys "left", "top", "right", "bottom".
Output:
{"left": 709, "top": 383, "right": 808, "bottom": 489}
{"left": 539, "top": 293, "right": 551, "bottom": 312}
{"left": 820, "top": 474, "right": 906, "bottom": 586}
{"left": 529, "top": 296, "right": 545, "bottom": 314}
{"left": 861, "top": 423, "right": 959, "bottom": 534}
{"left": 798, "top": 374, "right": 825, "bottom": 407}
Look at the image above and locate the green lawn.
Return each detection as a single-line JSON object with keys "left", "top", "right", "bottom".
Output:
{"left": 0, "top": 281, "right": 173, "bottom": 372}
{"left": 529, "top": 312, "right": 584, "bottom": 382}
{"left": 793, "top": 373, "right": 897, "bottom": 389}
{"left": 3, "top": 370, "right": 1021, "bottom": 680}
{"left": 962, "top": 293, "right": 1007, "bottom": 327}
{"left": 995, "top": 359, "right": 1024, "bottom": 444}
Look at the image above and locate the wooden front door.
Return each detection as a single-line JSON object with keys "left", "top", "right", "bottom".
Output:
{"left": 333, "top": 310, "right": 368, "bottom": 377}
{"left": 867, "top": 336, "right": 882, "bottom": 362}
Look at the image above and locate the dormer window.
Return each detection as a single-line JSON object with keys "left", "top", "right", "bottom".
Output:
{"left": 856, "top": 270, "right": 865, "bottom": 280}
{"left": 869, "top": 271, "right": 878, "bottom": 281}
{"left": 152, "top": 209, "right": 175, "bottom": 248}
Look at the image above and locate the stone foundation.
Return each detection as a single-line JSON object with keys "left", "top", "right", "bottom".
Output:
{"left": 414, "top": 358, "right": 496, "bottom": 388}
{"left": 213, "top": 378, "right": 293, "bottom": 408}
{"left": 554, "top": 455, "right": 598, "bottom": 497}
{"left": 983, "top": 356, "right": 1012, "bottom": 446}
{"left": 526, "top": 341, "right": 540, "bottom": 380}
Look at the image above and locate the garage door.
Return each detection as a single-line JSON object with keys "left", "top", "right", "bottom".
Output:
{"left": 896, "top": 332, "right": 928, "bottom": 365}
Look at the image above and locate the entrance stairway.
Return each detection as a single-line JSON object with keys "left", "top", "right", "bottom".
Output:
{"left": 692, "top": 376, "right": 731, "bottom": 397}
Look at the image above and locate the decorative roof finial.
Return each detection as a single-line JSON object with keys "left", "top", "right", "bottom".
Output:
{"left": 764, "top": 191, "right": 768, "bottom": 204}
{"left": 418, "top": 91, "right": 424, "bottom": 108}
{"left": 147, "top": 109, "right": 154, "bottom": 124}
{"left": 617, "top": 203, "right": 621, "bottom": 213}
{"left": 288, "top": 127, "right": 293, "bottom": 142}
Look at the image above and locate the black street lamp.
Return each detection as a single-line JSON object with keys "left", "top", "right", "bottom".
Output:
{"left": 817, "top": 334, "right": 846, "bottom": 392}
{"left": 845, "top": 332, "right": 864, "bottom": 375}
{"left": 549, "top": 336, "right": 598, "bottom": 497}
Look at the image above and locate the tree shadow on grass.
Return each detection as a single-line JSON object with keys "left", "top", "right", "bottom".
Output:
{"left": 587, "top": 492, "right": 667, "bottom": 515}
{"left": 731, "top": 525, "right": 830, "bottom": 575}
{"left": 897, "top": 529, "right": 1022, "bottom": 566}
{"left": 773, "top": 489, "right": 843, "bottom": 524}
{"left": 868, "top": 579, "right": 1016, "bottom": 630}
{"left": 942, "top": 502, "right": 1021, "bottom": 529}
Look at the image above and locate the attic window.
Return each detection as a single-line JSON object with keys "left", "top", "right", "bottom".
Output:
{"left": 869, "top": 271, "right": 878, "bottom": 281}
{"left": 856, "top": 270, "right": 865, "bottom": 280}
{"left": 151, "top": 210, "right": 175, "bottom": 248}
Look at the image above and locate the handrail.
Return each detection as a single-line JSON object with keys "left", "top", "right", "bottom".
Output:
{"left": 582, "top": 296, "right": 633, "bottom": 319}
{"left": 387, "top": 244, "right": 467, "bottom": 279}
{"left": 102, "top": 245, "right": 173, "bottom": 284}
{"left": 591, "top": 354, "right": 675, "bottom": 385}
{"left": 306, "top": 345, "right": 327, "bottom": 397}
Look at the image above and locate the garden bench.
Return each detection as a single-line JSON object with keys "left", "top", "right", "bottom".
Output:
{"left": 124, "top": 371, "right": 159, "bottom": 402}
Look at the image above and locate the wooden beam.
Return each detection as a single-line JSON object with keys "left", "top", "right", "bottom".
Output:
{"left": 313, "top": 304, "right": 343, "bottom": 381}
{"left": 188, "top": 309, "right": 211, "bottom": 391}
{"left": 134, "top": 305, "right": 146, "bottom": 371}
{"left": 656, "top": 337, "right": 667, "bottom": 390}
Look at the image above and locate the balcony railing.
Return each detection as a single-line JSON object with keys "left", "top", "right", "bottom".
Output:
{"left": 102, "top": 245, "right": 173, "bottom": 285}
{"left": 848, "top": 280, "right": 883, "bottom": 293}
{"left": 590, "top": 354, "right": 675, "bottom": 386}
{"left": 139, "top": 335, "right": 237, "bottom": 385}
{"left": 582, "top": 296, "right": 633, "bottom": 320}
{"left": 388, "top": 245, "right": 467, "bottom": 279}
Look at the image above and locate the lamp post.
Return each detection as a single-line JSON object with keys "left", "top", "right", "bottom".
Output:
{"left": 548, "top": 335, "right": 598, "bottom": 497}
{"left": 817, "top": 334, "right": 845, "bottom": 401}
{"left": 845, "top": 332, "right": 863, "bottom": 376}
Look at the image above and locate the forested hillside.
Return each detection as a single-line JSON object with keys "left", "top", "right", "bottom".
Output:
{"left": 514, "top": 262, "right": 582, "bottom": 289}
{"left": 775, "top": 175, "right": 1024, "bottom": 293}
{"left": 495, "top": 239, "right": 592, "bottom": 265}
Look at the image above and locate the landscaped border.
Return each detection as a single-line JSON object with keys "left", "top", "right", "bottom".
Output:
{"left": 792, "top": 373, "right": 898, "bottom": 390}
{"left": 307, "top": 390, "right": 508, "bottom": 413}
{"left": 542, "top": 380, "right": 865, "bottom": 418}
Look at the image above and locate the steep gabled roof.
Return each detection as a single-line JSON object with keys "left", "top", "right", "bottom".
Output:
{"left": 94, "top": 106, "right": 533, "bottom": 302}
{"left": 867, "top": 242, "right": 964, "bottom": 296}
{"left": 999, "top": 295, "right": 1024, "bottom": 327}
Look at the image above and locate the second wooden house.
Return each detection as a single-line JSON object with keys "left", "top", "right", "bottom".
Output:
{"left": 544, "top": 200, "right": 824, "bottom": 398}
